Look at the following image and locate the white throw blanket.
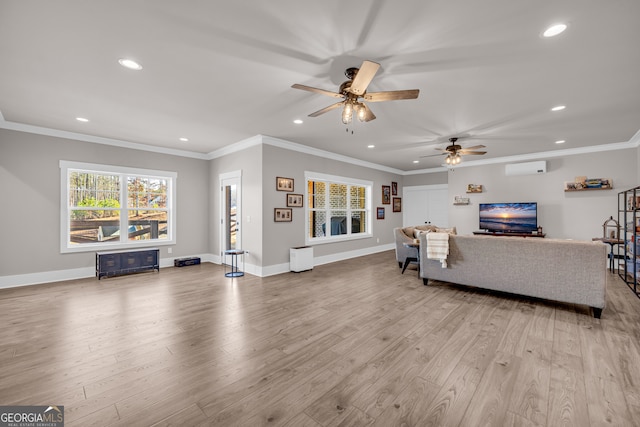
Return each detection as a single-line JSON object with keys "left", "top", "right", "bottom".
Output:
{"left": 426, "top": 232, "right": 450, "bottom": 268}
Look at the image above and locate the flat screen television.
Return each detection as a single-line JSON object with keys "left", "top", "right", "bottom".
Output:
{"left": 479, "top": 202, "right": 537, "bottom": 233}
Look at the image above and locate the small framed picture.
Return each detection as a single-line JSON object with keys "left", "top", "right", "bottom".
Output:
{"left": 274, "top": 208, "right": 292, "bottom": 222}
{"left": 287, "top": 193, "right": 303, "bottom": 207}
{"left": 467, "top": 184, "right": 483, "bottom": 193}
{"left": 376, "top": 207, "right": 385, "bottom": 220}
{"left": 391, "top": 182, "right": 398, "bottom": 195}
{"left": 393, "top": 197, "right": 402, "bottom": 212}
{"left": 276, "top": 177, "right": 294, "bottom": 192}
{"left": 382, "top": 185, "right": 391, "bottom": 204}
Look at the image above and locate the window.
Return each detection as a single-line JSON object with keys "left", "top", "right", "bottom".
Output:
{"left": 60, "top": 161, "right": 176, "bottom": 253}
{"left": 305, "top": 172, "right": 372, "bottom": 244}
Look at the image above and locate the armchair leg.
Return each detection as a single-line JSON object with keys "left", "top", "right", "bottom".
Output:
{"left": 398, "top": 261, "right": 402, "bottom": 268}
{"left": 592, "top": 307, "right": 603, "bottom": 319}
{"left": 423, "top": 278, "right": 429, "bottom": 286}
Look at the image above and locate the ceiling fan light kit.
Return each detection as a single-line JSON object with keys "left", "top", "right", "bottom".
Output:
{"left": 425, "top": 137, "right": 487, "bottom": 164}
{"left": 292, "top": 60, "right": 419, "bottom": 124}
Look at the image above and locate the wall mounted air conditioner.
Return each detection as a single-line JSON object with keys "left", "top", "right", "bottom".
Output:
{"left": 505, "top": 160, "right": 547, "bottom": 176}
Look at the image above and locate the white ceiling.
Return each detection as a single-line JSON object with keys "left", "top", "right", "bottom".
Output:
{"left": 1, "top": 1, "right": 639, "bottom": 171}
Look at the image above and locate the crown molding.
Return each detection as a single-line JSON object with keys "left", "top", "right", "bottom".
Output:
{"left": 206, "top": 134, "right": 263, "bottom": 159}
{"left": 3, "top": 114, "right": 638, "bottom": 174}
{"left": 0, "top": 116, "right": 210, "bottom": 160}
{"left": 260, "top": 135, "right": 406, "bottom": 174}
{"left": 406, "top": 138, "right": 639, "bottom": 173}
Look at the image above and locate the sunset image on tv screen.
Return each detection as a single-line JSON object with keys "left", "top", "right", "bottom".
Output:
{"left": 479, "top": 203, "right": 537, "bottom": 232}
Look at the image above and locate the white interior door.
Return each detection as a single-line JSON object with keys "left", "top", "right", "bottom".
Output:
{"left": 220, "top": 171, "right": 242, "bottom": 253}
{"left": 403, "top": 184, "right": 449, "bottom": 227}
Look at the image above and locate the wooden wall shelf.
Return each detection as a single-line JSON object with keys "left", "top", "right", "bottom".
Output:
{"left": 565, "top": 187, "right": 612, "bottom": 192}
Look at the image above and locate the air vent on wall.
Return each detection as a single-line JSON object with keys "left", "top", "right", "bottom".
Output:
{"left": 505, "top": 161, "right": 547, "bottom": 176}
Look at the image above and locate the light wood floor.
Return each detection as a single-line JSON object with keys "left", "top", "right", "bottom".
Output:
{"left": 1, "top": 251, "right": 639, "bottom": 426}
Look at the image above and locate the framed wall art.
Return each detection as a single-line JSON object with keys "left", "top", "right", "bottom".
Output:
{"left": 276, "top": 177, "right": 294, "bottom": 192}
{"left": 393, "top": 197, "right": 402, "bottom": 212}
{"left": 382, "top": 185, "right": 391, "bottom": 204}
{"left": 286, "top": 193, "right": 303, "bottom": 207}
{"left": 391, "top": 182, "right": 398, "bottom": 195}
{"left": 376, "top": 207, "right": 385, "bottom": 220}
{"left": 467, "top": 184, "right": 483, "bottom": 193}
{"left": 274, "top": 208, "right": 292, "bottom": 222}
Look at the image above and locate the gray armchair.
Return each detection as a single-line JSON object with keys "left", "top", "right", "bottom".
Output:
{"left": 393, "top": 225, "right": 438, "bottom": 268}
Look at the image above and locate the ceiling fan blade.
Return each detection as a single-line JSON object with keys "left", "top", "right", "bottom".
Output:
{"left": 364, "top": 89, "right": 420, "bottom": 102}
{"left": 348, "top": 60, "right": 380, "bottom": 95}
{"left": 359, "top": 103, "right": 376, "bottom": 122}
{"left": 461, "top": 144, "right": 486, "bottom": 151}
{"left": 308, "top": 101, "right": 344, "bottom": 117}
{"left": 420, "top": 153, "right": 446, "bottom": 158}
{"left": 291, "top": 84, "right": 344, "bottom": 99}
{"left": 459, "top": 150, "right": 487, "bottom": 155}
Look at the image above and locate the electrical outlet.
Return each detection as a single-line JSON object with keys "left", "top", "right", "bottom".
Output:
{"left": 168, "top": 247, "right": 172, "bottom": 254}
{"left": 376, "top": 238, "right": 380, "bottom": 243}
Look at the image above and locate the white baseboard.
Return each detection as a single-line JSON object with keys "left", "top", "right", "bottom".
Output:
{"left": 0, "top": 267, "right": 96, "bottom": 289}
{"left": 0, "top": 245, "right": 394, "bottom": 289}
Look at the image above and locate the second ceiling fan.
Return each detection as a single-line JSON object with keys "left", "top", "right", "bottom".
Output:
{"left": 292, "top": 60, "right": 419, "bottom": 124}
{"left": 424, "top": 137, "right": 487, "bottom": 164}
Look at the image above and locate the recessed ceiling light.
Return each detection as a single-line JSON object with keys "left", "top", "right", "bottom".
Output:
{"left": 413, "top": 160, "right": 419, "bottom": 164}
{"left": 76, "top": 117, "right": 89, "bottom": 122}
{"left": 543, "top": 23, "right": 567, "bottom": 38}
{"left": 367, "top": 144, "right": 375, "bottom": 148}
{"left": 555, "top": 139, "right": 566, "bottom": 144}
{"left": 551, "top": 105, "right": 566, "bottom": 111}
{"left": 118, "top": 58, "right": 143, "bottom": 70}
{"left": 293, "top": 119, "right": 303, "bottom": 124}
{"left": 179, "top": 137, "right": 189, "bottom": 142}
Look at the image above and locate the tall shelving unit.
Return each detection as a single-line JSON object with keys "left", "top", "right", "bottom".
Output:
{"left": 618, "top": 186, "right": 640, "bottom": 297}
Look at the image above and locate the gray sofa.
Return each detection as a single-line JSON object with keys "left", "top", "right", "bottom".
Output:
{"left": 418, "top": 234, "right": 607, "bottom": 318}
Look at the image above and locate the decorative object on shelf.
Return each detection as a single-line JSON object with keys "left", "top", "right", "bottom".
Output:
{"left": 286, "top": 193, "right": 303, "bottom": 207}
{"left": 467, "top": 184, "right": 483, "bottom": 193}
{"left": 627, "top": 194, "right": 640, "bottom": 210}
{"left": 564, "top": 177, "right": 612, "bottom": 191}
{"left": 376, "top": 207, "right": 385, "bottom": 219}
{"left": 276, "top": 177, "right": 294, "bottom": 192}
{"left": 391, "top": 181, "right": 398, "bottom": 195}
{"left": 393, "top": 197, "right": 402, "bottom": 212}
{"left": 453, "top": 195, "right": 470, "bottom": 205}
{"left": 274, "top": 208, "right": 292, "bottom": 222}
{"left": 602, "top": 216, "right": 621, "bottom": 239}
{"left": 382, "top": 185, "right": 391, "bottom": 204}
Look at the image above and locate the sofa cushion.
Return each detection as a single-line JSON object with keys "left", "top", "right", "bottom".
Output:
{"left": 435, "top": 226, "right": 457, "bottom": 235}
{"left": 403, "top": 225, "right": 438, "bottom": 239}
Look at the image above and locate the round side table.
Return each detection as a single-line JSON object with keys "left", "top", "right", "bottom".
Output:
{"left": 224, "top": 249, "right": 245, "bottom": 277}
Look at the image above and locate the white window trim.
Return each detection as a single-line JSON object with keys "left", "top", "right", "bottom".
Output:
{"left": 60, "top": 160, "right": 177, "bottom": 253}
{"left": 304, "top": 171, "right": 372, "bottom": 245}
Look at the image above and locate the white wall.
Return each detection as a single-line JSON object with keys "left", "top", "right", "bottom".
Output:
{"left": 2, "top": 126, "right": 637, "bottom": 286}
{"left": 209, "top": 142, "right": 263, "bottom": 269}
{"left": 260, "top": 141, "right": 403, "bottom": 265}
{"left": 447, "top": 149, "right": 636, "bottom": 240}
{"left": 0, "top": 129, "right": 210, "bottom": 283}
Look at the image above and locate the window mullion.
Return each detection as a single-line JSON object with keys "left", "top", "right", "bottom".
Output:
{"left": 346, "top": 184, "right": 351, "bottom": 235}
{"left": 120, "top": 173, "right": 127, "bottom": 243}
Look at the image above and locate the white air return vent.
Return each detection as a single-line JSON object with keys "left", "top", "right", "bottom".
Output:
{"left": 505, "top": 161, "right": 546, "bottom": 176}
